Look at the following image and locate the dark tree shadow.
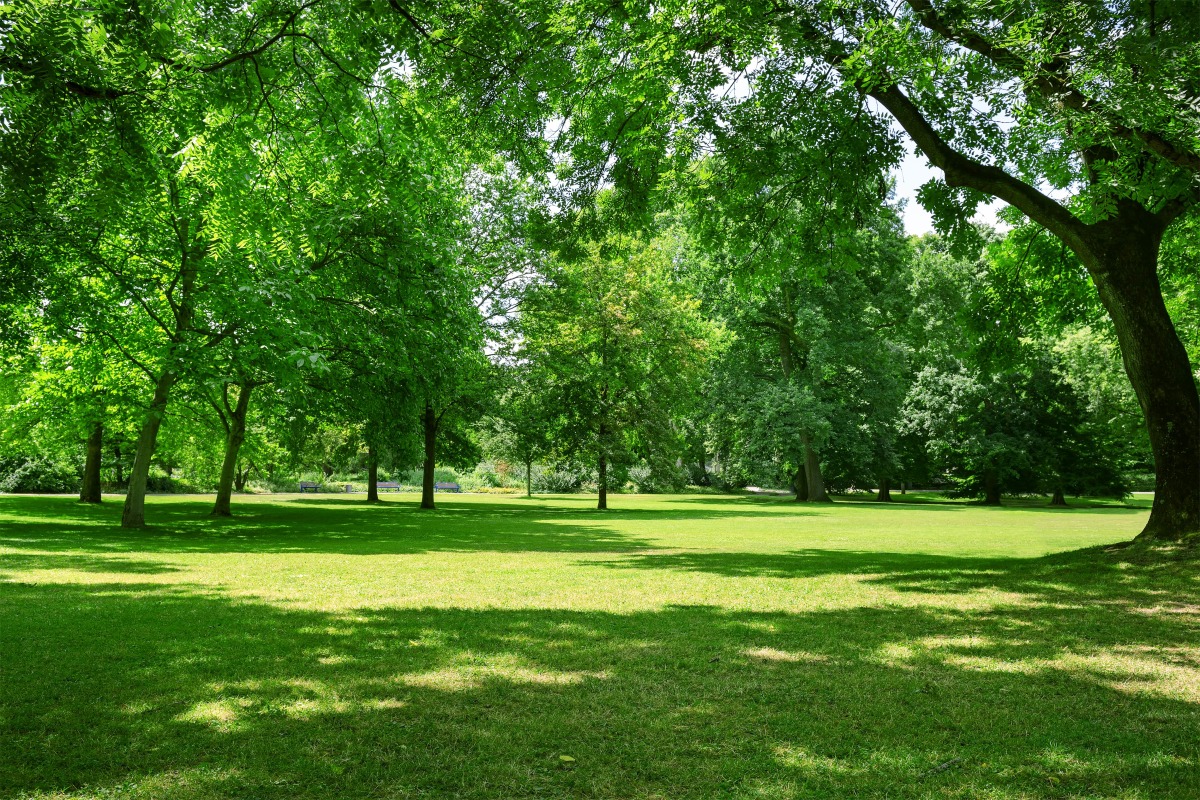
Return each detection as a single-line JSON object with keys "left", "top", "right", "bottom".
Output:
{"left": 2, "top": 550, "right": 1197, "bottom": 799}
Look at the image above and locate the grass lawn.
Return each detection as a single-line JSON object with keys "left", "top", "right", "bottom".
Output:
{"left": 1, "top": 492, "right": 1197, "bottom": 799}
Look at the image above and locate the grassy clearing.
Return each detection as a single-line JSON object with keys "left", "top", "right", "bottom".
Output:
{"left": 1, "top": 492, "right": 1197, "bottom": 799}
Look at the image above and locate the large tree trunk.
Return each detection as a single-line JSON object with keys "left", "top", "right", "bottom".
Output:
{"left": 876, "top": 478, "right": 892, "bottom": 503}
{"left": 212, "top": 384, "right": 253, "bottom": 517}
{"left": 367, "top": 441, "right": 379, "bottom": 503}
{"left": 79, "top": 420, "right": 103, "bottom": 503}
{"left": 421, "top": 401, "right": 436, "bottom": 510}
{"left": 982, "top": 470, "right": 1001, "bottom": 506}
{"left": 1050, "top": 488, "right": 1067, "bottom": 507}
{"left": 793, "top": 467, "right": 808, "bottom": 502}
{"left": 121, "top": 371, "right": 177, "bottom": 528}
{"left": 1084, "top": 220, "right": 1199, "bottom": 540}
{"left": 802, "top": 434, "right": 830, "bottom": 502}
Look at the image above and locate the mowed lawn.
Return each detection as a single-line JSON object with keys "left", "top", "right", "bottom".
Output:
{"left": 1, "top": 493, "right": 1197, "bottom": 800}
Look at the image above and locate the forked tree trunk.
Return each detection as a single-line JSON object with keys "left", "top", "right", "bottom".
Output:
{"left": 367, "top": 441, "right": 379, "bottom": 503}
{"left": 122, "top": 371, "right": 177, "bottom": 527}
{"left": 234, "top": 465, "right": 248, "bottom": 492}
{"left": 212, "top": 384, "right": 253, "bottom": 517}
{"left": 876, "top": 478, "right": 892, "bottom": 502}
{"left": 421, "top": 401, "right": 436, "bottom": 510}
{"left": 79, "top": 420, "right": 103, "bottom": 503}
{"left": 793, "top": 467, "right": 809, "bottom": 502}
{"left": 1083, "top": 219, "right": 1199, "bottom": 540}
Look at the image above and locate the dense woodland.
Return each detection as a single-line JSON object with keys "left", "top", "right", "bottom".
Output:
{"left": 1, "top": 0, "right": 1197, "bottom": 539}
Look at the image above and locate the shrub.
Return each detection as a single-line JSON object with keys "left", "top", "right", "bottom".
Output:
{"left": 0, "top": 456, "right": 80, "bottom": 494}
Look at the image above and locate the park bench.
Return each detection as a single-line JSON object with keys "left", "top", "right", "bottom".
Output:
{"left": 434, "top": 481, "right": 461, "bottom": 493}
{"left": 299, "top": 481, "right": 320, "bottom": 493}
{"left": 376, "top": 481, "right": 401, "bottom": 492}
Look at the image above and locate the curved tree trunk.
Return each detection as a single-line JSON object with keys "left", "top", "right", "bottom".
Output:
{"left": 121, "top": 372, "right": 177, "bottom": 528}
{"left": 421, "top": 401, "right": 436, "bottom": 510}
{"left": 1084, "top": 222, "right": 1199, "bottom": 540}
{"left": 876, "top": 478, "right": 892, "bottom": 502}
{"left": 366, "top": 441, "right": 379, "bottom": 503}
{"left": 212, "top": 384, "right": 253, "bottom": 517}
{"left": 79, "top": 420, "right": 103, "bottom": 504}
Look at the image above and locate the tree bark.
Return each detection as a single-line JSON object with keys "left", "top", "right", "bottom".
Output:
{"left": 525, "top": 458, "right": 533, "bottom": 498}
{"left": 79, "top": 420, "right": 103, "bottom": 503}
{"left": 802, "top": 433, "right": 831, "bottom": 502}
{"left": 367, "top": 440, "right": 380, "bottom": 503}
{"left": 1051, "top": 488, "right": 1067, "bottom": 507}
{"left": 982, "top": 470, "right": 1001, "bottom": 506}
{"left": 212, "top": 384, "right": 253, "bottom": 517}
{"left": 1083, "top": 219, "right": 1199, "bottom": 539}
{"left": 121, "top": 371, "right": 177, "bottom": 528}
{"left": 597, "top": 452, "right": 608, "bottom": 510}
{"left": 793, "top": 466, "right": 808, "bottom": 502}
{"left": 421, "top": 401, "right": 436, "bottom": 510}
{"left": 234, "top": 463, "right": 250, "bottom": 493}
{"left": 876, "top": 478, "right": 892, "bottom": 502}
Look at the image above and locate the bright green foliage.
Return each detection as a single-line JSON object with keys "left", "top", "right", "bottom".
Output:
{"left": 517, "top": 231, "right": 717, "bottom": 506}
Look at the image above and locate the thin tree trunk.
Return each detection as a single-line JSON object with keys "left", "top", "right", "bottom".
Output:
{"left": 121, "top": 371, "right": 177, "bottom": 528}
{"left": 234, "top": 464, "right": 248, "bottom": 492}
{"left": 80, "top": 420, "right": 103, "bottom": 503}
{"left": 212, "top": 384, "right": 253, "bottom": 517}
{"left": 793, "top": 467, "right": 809, "bottom": 502}
{"left": 1084, "top": 221, "right": 1199, "bottom": 540}
{"left": 597, "top": 452, "right": 608, "bottom": 510}
{"left": 876, "top": 477, "right": 892, "bottom": 502}
{"left": 367, "top": 441, "right": 379, "bottom": 503}
{"left": 114, "top": 441, "right": 124, "bottom": 487}
{"left": 1050, "top": 488, "right": 1067, "bottom": 507}
{"left": 526, "top": 458, "right": 532, "bottom": 498}
{"left": 982, "top": 470, "right": 1001, "bottom": 506}
{"left": 421, "top": 401, "right": 436, "bottom": 510}
{"left": 802, "top": 433, "right": 830, "bottom": 502}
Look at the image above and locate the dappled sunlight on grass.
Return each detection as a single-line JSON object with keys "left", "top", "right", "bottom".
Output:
{"left": 2, "top": 493, "right": 1196, "bottom": 799}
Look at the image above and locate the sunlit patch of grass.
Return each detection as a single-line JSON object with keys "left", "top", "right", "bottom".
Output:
{"left": 2, "top": 492, "right": 1197, "bottom": 799}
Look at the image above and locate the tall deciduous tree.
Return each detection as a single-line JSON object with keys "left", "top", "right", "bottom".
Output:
{"left": 518, "top": 232, "right": 715, "bottom": 510}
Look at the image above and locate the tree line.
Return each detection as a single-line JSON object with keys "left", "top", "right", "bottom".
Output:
{"left": 1, "top": 0, "right": 1197, "bottom": 539}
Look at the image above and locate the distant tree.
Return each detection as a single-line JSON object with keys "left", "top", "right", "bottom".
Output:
{"left": 518, "top": 233, "right": 715, "bottom": 509}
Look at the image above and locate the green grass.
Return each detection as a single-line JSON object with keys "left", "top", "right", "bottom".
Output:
{"left": 1, "top": 492, "right": 1197, "bottom": 799}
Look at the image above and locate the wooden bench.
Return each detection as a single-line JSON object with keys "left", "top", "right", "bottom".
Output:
{"left": 434, "top": 481, "right": 461, "bottom": 493}
{"left": 376, "top": 481, "right": 401, "bottom": 492}
{"left": 299, "top": 481, "right": 320, "bottom": 493}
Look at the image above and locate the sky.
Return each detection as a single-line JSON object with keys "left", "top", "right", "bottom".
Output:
{"left": 891, "top": 145, "right": 1007, "bottom": 235}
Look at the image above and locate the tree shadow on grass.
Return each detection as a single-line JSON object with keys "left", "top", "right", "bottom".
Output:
{"left": 2, "top": 551, "right": 1197, "bottom": 799}
{"left": 0, "top": 495, "right": 820, "bottom": 557}
{"left": 593, "top": 546, "right": 1199, "bottom": 609}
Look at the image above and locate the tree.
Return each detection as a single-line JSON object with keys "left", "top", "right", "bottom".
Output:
{"left": 518, "top": 231, "right": 715, "bottom": 510}
{"left": 779, "top": 0, "right": 1199, "bottom": 537}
